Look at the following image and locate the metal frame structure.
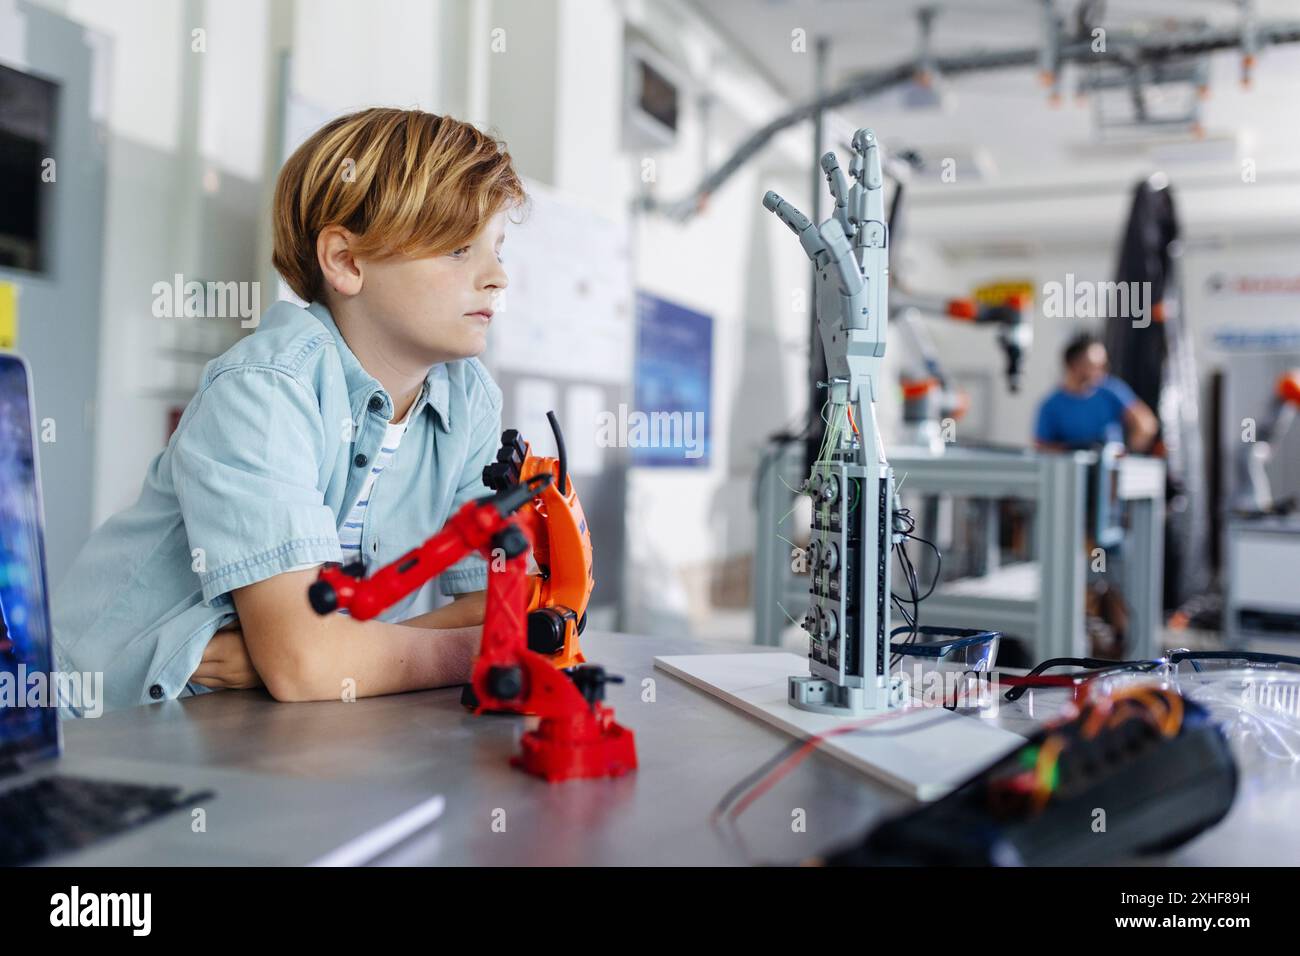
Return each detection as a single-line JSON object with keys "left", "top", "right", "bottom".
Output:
{"left": 755, "top": 443, "right": 1166, "bottom": 662}
{"left": 1225, "top": 515, "right": 1300, "bottom": 646}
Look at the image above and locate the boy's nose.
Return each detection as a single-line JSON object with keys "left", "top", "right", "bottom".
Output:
{"left": 481, "top": 261, "right": 508, "bottom": 291}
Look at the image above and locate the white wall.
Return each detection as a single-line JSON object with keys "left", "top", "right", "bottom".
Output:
{"left": 290, "top": 0, "right": 439, "bottom": 113}
{"left": 24, "top": 0, "right": 273, "bottom": 540}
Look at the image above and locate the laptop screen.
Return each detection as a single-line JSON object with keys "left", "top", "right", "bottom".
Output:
{"left": 0, "top": 355, "right": 58, "bottom": 766}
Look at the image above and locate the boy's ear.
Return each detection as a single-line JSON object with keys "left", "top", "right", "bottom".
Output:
{"left": 317, "top": 225, "right": 363, "bottom": 298}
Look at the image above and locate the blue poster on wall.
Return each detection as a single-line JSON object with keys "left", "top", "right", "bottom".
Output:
{"left": 631, "top": 292, "right": 712, "bottom": 467}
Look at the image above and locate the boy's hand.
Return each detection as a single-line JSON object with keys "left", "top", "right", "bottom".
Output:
{"left": 190, "top": 621, "right": 264, "bottom": 689}
{"left": 399, "top": 589, "right": 487, "bottom": 630}
{"left": 231, "top": 568, "right": 480, "bottom": 701}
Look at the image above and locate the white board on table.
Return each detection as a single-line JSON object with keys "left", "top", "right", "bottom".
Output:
{"left": 654, "top": 652, "right": 1025, "bottom": 801}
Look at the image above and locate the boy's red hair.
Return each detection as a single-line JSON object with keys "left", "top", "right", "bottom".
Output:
{"left": 272, "top": 108, "right": 527, "bottom": 302}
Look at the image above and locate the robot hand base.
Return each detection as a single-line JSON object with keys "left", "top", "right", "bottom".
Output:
{"left": 788, "top": 675, "right": 906, "bottom": 716}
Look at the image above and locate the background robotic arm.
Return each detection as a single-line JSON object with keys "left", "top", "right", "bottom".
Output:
{"left": 1235, "top": 369, "right": 1300, "bottom": 515}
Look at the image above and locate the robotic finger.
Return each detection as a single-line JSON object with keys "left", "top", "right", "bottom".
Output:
{"left": 816, "top": 217, "right": 865, "bottom": 298}
{"left": 762, "top": 191, "right": 829, "bottom": 264}
{"left": 850, "top": 128, "right": 886, "bottom": 260}
{"left": 820, "top": 151, "right": 854, "bottom": 239}
{"left": 763, "top": 190, "right": 862, "bottom": 297}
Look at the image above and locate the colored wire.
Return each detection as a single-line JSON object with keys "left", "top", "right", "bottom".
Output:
{"left": 888, "top": 506, "right": 943, "bottom": 667}
{"left": 775, "top": 601, "right": 802, "bottom": 630}
{"left": 1005, "top": 686, "right": 1186, "bottom": 815}
{"left": 712, "top": 709, "right": 951, "bottom": 824}
{"left": 1030, "top": 734, "right": 1066, "bottom": 811}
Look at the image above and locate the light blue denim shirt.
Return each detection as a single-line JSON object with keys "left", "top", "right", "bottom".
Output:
{"left": 51, "top": 300, "right": 502, "bottom": 714}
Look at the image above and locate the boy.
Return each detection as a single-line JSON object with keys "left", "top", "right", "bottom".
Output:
{"left": 1034, "top": 332, "right": 1158, "bottom": 452}
{"left": 53, "top": 108, "right": 525, "bottom": 712}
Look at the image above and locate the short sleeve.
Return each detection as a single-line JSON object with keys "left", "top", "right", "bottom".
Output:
{"left": 171, "top": 366, "right": 342, "bottom": 605}
{"left": 1034, "top": 397, "right": 1059, "bottom": 444}
{"left": 1101, "top": 376, "right": 1137, "bottom": 412}
{"left": 438, "top": 366, "right": 504, "bottom": 597}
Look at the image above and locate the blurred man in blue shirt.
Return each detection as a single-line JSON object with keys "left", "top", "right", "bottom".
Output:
{"left": 1035, "top": 332, "right": 1158, "bottom": 452}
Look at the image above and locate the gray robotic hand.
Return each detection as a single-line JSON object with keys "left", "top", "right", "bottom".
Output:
{"left": 762, "top": 128, "right": 889, "bottom": 406}
{"left": 762, "top": 129, "right": 900, "bottom": 715}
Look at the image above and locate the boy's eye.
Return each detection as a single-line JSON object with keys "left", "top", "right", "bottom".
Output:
{"left": 450, "top": 246, "right": 470, "bottom": 258}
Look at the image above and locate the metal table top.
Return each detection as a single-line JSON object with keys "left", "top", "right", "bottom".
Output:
{"left": 62, "top": 630, "right": 1300, "bottom": 865}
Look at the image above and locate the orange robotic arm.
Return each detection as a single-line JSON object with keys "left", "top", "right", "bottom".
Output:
{"left": 482, "top": 411, "right": 595, "bottom": 670}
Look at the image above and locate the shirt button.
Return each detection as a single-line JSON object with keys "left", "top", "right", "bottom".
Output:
{"left": 354, "top": 453, "right": 368, "bottom": 468}
{"left": 368, "top": 395, "right": 383, "bottom": 412}
{"left": 149, "top": 684, "right": 164, "bottom": 700}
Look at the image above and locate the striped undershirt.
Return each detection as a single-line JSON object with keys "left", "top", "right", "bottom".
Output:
{"left": 334, "top": 391, "right": 419, "bottom": 614}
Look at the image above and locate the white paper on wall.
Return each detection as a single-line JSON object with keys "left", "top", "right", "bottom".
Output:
{"left": 564, "top": 383, "right": 606, "bottom": 476}
{"left": 490, "top": 180, "right": 633, "bottom": 385}
{"left": 513, "top": 378, "right": 560, "bottom": 460}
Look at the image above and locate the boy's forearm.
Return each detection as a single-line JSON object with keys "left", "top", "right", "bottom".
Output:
{"left": 313, "top": 592, "right": 488, "bottom": 697}
{"left": 273, "top": 618, "right": 480, "bottom": 701}
{"left": 294, "top": 562, "right": 488, "bottom": 695}
{"left": 233, "top": 570, "right": 483, "bottom": 702}
{"left": 399, "top": 589, "right": 486, "bottom": 630}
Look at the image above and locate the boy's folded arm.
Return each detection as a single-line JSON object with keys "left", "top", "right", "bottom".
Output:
{"left": 231, "top": 568, "right": 480, "bottom": 702}
{"left": 399, "top": 589, "right": 486, "bottom": 630}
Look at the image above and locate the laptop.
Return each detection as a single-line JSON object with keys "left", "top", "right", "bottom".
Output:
{"left": 0, "top": 353, "right": 444, "bottom": 865}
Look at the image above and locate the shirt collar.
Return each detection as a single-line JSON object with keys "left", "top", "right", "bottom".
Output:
{"left": 306, "top": 301, "right": 452, "bottom": 433}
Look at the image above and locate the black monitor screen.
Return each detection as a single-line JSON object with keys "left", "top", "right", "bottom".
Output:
{"left": 0, "top": 64, "right": 58, "bottom": 274}
{"left": 0, "top": 356, "right": 58, "bottom": 763}
{"left": 638, "top": 59, "right": 677, "bottom": 134}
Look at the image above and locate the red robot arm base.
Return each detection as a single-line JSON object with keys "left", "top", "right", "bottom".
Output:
{"left": 469, "top": 521, "right": 636, "bottom": 782}
{"left": 310, "top": 477, "right": 636, "bottom": 783}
